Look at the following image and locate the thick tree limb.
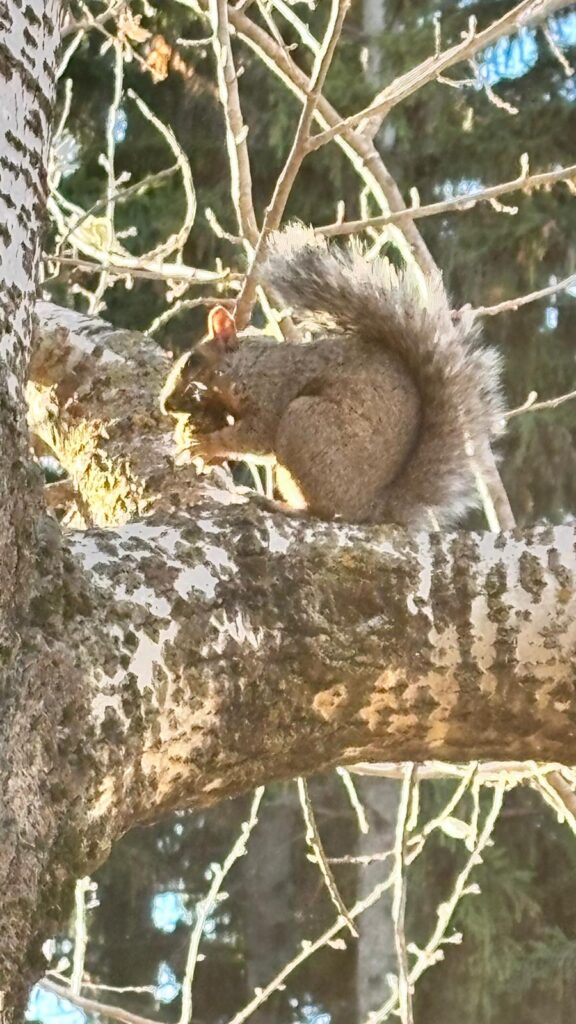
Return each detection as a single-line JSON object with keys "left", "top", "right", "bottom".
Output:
{"left": 61, "top": 508, "right": 576, "bottom": 825}
{"left": 28, "top": 302, "right": 217, "bottom": 526}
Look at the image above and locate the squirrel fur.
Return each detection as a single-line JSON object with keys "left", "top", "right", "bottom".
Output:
{"left": 160, "top": 225, "right": 504, "bottom": 528}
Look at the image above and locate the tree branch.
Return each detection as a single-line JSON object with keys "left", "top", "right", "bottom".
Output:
{"left": 234, "top": 0, "right": 351, "bottom": 327}
{"left": 220, "top": 1, "right": 438, "bottom": 276}
{"left": 308, "top": 0, "right": 575, "bottom": 151}
{"left": 210, "top": 0, "right": 259, "bottom": 246}
{"left": 474, "top": 271, "right": 576, "bottom": 317}
{"left": 317, "top": 160, "right": 576, "bottom": 237}
{"left": 28, "top": 303, "right": 216, "bottom": 526}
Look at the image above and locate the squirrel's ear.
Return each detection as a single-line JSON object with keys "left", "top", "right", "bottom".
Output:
{"left": 207, "top": 306, "right": 238, "bottom": 351}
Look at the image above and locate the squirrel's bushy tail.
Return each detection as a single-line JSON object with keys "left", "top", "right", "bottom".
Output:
{"left": 261, "top": 224, "right": 505, "bottom": 528}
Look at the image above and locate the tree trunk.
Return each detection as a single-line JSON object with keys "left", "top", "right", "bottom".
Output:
{"left": 362, "top": 0, "right": 385, "bottom": 83}
{"left": 241, "top": 785, "right": 297, "bottom": 1023}
{"left": 355, "top": 779, "right": 399, "bottom": 1020}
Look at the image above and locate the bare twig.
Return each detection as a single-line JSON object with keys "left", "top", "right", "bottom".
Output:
{"left": 88, "top": 39, "right": 124, "bottom": 313}
{"left": 543, "top": 22, "right": 575, "bottom": 75}
{"left": 336, "top": 766, "right": 369, "bottom": 834}
{"left": 474, "top": 271, "right": 576, "bottom": 317}
{"left": 268, "top": 0, "right": 321, "bottom": 54}
{"left": 39, "top": 980, "right": 158, "bottom": 1024}
{"left": 180, "top": 787, "right": 264, "bottom": 1024}
{"left": 43, "top": 252, "right": 234, "bottom": 285}
{"left": 76, "top": 0, "right": 152, "bottom": 76}
{"left": 226, "top": 871, "right": 395, "bottom": 1024}
{"left": 147, "top": 296, "right": 235, "bottom": 335}
{"left": 364, "top": 780, "right": 507, "bottom": 1024}
{"left": 61, "top": 0, "right": 124, "bottom": 38}
{"left": 297, "top": 776, "right": 358, "bottom": 937}
{"left": 540, "top": 770, "right": 576, "bottom": 822}
{"left": 210, "top": 0, "right": 259, "bottom": 245}
{"left": 328, "top": 851, "right": 396, "bottom": 865}
{"left": 58, "top": 29, "right": 85, "bottom": 76}
{"left": 317, "top": 160, "right": 576, "bottom": 237}
{"left": 219, "top": 0, "right": 437, "bottom": 276}
{"left": 70, "top": 877, "right": 93, "bottom": 994}
{"left": 392, "top": 767, "right": 415, "bottom": 1024}
{"left": 225, "top": 771, "right": 508, "bottom": 1024}
{"left": 351, "top": 761, "right": 553, "bottom": 782}
{"left": 235, "top": 0, "right": 351, "bottom": 326}
{"left": 56, "top": 165, "right": 179, "bottom": 255}
{"left": 308, "top": 0, "right": 575, "bottom": 150}
{"left": 127, "top": 89, "right": 197, "bottom": 262}
{"left": 506, "top": 387, "right": 576, "bottom": 420}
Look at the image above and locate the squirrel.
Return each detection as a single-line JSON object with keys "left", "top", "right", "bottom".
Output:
{"left": 160, "top": 225, "right": 504, "bottom": 528}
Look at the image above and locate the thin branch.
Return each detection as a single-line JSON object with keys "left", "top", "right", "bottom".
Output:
{"left": 392, "top": 767, "right": 415, "bottom": 1024}
{"left": 127, "top": 89, "right": 197, "bottom": 262}
{"left": 147, "top": 296, "right": 235, "bottom": 335}
{"left": 43, "top": 252, "right": 235, "bottom": 285}
{"left": 412, "top": 765, "right": 478, "bottom": 849}
{"left": 308, "top": 0, "right": 575, "bottom": 151}
{"left": 234, "top": 0, "right": 350, "bottom": 326}
{"left": 336, "top": 766, "right": 369, "bottom": 834}
{"left": 506, "top": 387, "right": 576, "bottom": 419}
{"left": 210, "top": 0, "right": 259, "bottom": 245}
{"left": 226, "top": 868, "right": 397, "bottom": 1024}
{"left": 350, "top": 761, "right": 561, "bottom": 782}
{"left": 225, "top": 771, "right": 502, "bottom": 1024}
{"left": 56, "top": 165, "right": 180, "bottom": 254}
{"left": 269, "top": 0, "right": 321, "bottom": 54}
{"left": 474, "top": 271, "right": 576, "bottom": 317}
{"left": 364, "top": 780, "right": 507, "bottom": 1024}
{"left": 328, "top": 851, "right": 396, "bottom": 865}
{"left": 543, "top": 21, "right": 575, "bottom": 75}
{"left": 317, "top": 160, "right": 576, "bottom": 237}
{"left": 179, "top": 787, "right": 264, "bottom": 1024}
{"left": 58, "top": 29, "right": 85, "bottom": 76}
{"left": 76, "top": 0, "right": 152, "bottom": 76}
{"left": 70, "top": 877, "right": 92, "bottom": 995}
{"left": 220, "top": 0, "right": 438, "bottom": 276}
{"left": 88, "top": 39, "right": 124, "bottom": 314}
{"left": 61, "top": 0, "right": 124, "bottom": 38}
{"left": 540, "top": 770, "right": 576, "bottom": 822}
{"left": 297, "top": 776, "right": 358, "bottom": 937}
{"left": 39, "top": 980, "right": 158, "bottom": 1024}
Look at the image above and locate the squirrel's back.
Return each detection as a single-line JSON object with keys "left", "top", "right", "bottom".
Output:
{"left": 261, "top": 226, "right": 504, "bottom": 528}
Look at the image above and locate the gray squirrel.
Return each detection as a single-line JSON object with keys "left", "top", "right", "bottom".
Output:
{"left": 160, "top": 225, "right": 504, "bottom": 528}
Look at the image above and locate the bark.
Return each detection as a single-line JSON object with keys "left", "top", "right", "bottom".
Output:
{"left": 0, "top": 1, "right": 72, "bottom": 1015}
{"left": 28, "top": 302, "right": 211, "bottom": 526}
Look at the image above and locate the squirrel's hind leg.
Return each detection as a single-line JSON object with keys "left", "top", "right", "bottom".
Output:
{"left": 275, "top": 395, "right": 379, "bottom": 522}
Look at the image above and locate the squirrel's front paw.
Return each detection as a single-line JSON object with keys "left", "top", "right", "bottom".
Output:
{"left": 181, "top": 432, "right": 225, "bottom": 463}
